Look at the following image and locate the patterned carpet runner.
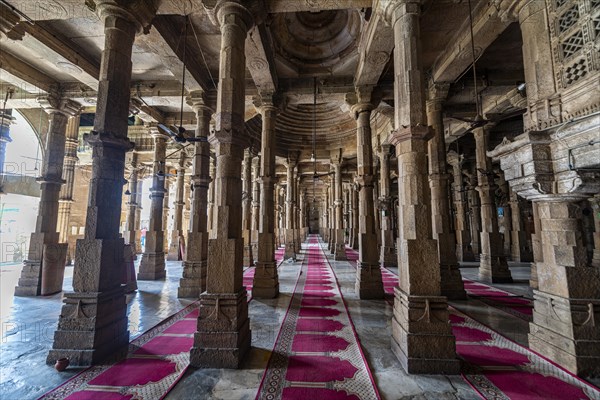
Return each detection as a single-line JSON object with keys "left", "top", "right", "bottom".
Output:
{"left": 39, "top": 249, "right": 290, "bottom": 400}
{"left": 360, "top": 259, "right": 600, "bottom": 399}
{"left": 462, "top": 279, "right": 533, "bottom": 321}
{"left": 256, "top": 235, "right": 380, "bottom": 400}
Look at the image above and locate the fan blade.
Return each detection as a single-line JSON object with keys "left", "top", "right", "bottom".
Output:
{"left": 186, "top": 137, "right": 208, "bottom": 143}
{"left": 158, "top": 123, "right": 179, "bottom": 138}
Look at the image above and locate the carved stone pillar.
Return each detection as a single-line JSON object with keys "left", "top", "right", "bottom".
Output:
{"left": 48, "top": 1, "right": 155, "bottom": 365}
{"left": 332, "top": 153, "right": 347, "bottom": 261}
{"left": 473, "top": 126, "right": 513, "bottom": 283}
{"left": 530, "top": 201, "right": 542, "bottom": 289}
{"left": 590, "top": 195, "right": 600, "bottom": 268}
{"left": 465, "top": 168, "right": 481, "bottom": 255}
{"left": 253, "top": 95, "right": 279, "bottom": 298}
{"left": 329, "top": 173, "right": 335, "bottom": 254}
{"left": 294, "top": 173, "right": 301, "bottom": 252}
{"left": 162, "top": 177, "right": 171, "bottom": 251}
{"left": 138, "top": 129, "right": 168, "bottom": 280}
{"left": 123, "top": 151, "right": 139, "bottom": 256}
{"left": 178, "top": 91, "right": 213, "bottom": 298}
{"left": 167, "top": 151, "right": 186, "bottom": 261}
{"left": 284, "top": 159, "right": 297, "bottom": 259}
{"left": 250, "top": 155, "right": 260, "bottom": 262}
{"left": 351, "top": 185, "right": 359, "bottom": 249}
{"left": 426, "top": 83, "right": 466, "bottom": 299}
{"left": 207, "top": 157, "right": 216, "bottom": 234}
{"left": 349, "top": 88, "right": 383, "bottom": 298}
{"left": 190, "top": 1, "right": 252, "bottom": 368}
{"left": 385, "top": 0, "right": 458, "bottom": 374}
{"left": 134, "top": 179, "right": 143, "bottom": 250}
{"left": 15, "top": 94, "right": 81, "bottom": 297}
{"left": 182, "top": 180, "right": 191, "bottom": 234}
{"left": 379, "top": 144, "right": 397, "bottom": 267}
{"left": 447, "top": 152, "right": 475, "bottom": 262}
{"left": 0, "top": 109, "right": 13, "bottom": 195}
{"left": 323, "top": 184, "right": 330, "bottom": 243}
{"left": 57, "top": 113, "right": 81, "bottom": 265}
{"left": 242, "top": 149, "right": 253, "bottom": 266}
{"left": 509, "top": 188, "right": 530, "bottom": 262}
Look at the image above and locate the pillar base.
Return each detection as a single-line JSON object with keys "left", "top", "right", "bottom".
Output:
{"left": 478, "top": 232, "right": 513, "bottom": 283}
{"left": 166, "top": 238, "right": 182, "bottom": 261}
{"left": 190, "top": 290, "right": 251, "bottom": 369}
{"left": 529, "top": 290, "right": 600, "bottom": 377}
{"left": 138, "top": 252, "right": 166, "bottom": 280}
{"left": 252, "top": 261, "right": 279, "bottom": 299}
{"left": 48, "top": 286, "right": 129, "bottom": 366}
{"left": 355, "top": 263, "right": 384, "bottom": 299}
{"left": 334, "top": 229, "right": 347, "bottom": 260}
{"left": 14, "top": 260, "right": 42, "bottom": 297}
{"left": 391, "top": 289, "right": 460, "bottom": 375}
{"left": 284, "top": 229, "right": 296, "bottom": 259}
{"left": 178, "top": 260, "right": 207, "bottom": 298}
{"left": 380, "top": 245, "right": 397, "bottom": 268}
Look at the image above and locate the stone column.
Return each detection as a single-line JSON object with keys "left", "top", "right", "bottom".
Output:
{"left": 134, "top": 179, "right": 143, "bottom": 251}
{"left": 284, "top": 159, "right": 297, "bottom": 259}
{"left": 242, "top": 149, "right": 254, "bottom": 266}
{"left": 0, "top": 109, "right": 13, "bottom": 195}
{"left": 379, "top": 144, "right": 396, "bottom": 267}
{"left": 385, "top": 0, "right": 458, "bottom": 374}
{"left": 509, "top": 189, "right": 529, "bottom": 262}
{"left": 329, "top": 174, "right": 335, "bottom": 253}
{"left": 447, "top": 152, "right": 475, "bottom": 262}
{"left": 465, "top": 168, "right": 481, "bottom": 254}
{"left": 351, "top": 185, "right": 359, "bottom": 249}
{"left": 182, "top": 180, "right": 191, "bottom": 234}
{"left": 473, "top": 125, "right": 513, "bottom": 283}
{"left": 250, "top": 155, "right": 260, "bottom": 262}
{"left": 207, "top": 157, "right": 216, "bottom": 233}
{"left": 138, "top": 129, "right": 168, "bottom": 280}
{"left": 294, "top": 173, "right": 301, "bottom": 252}
{"left": 590, "top": 195, "right": 600, "bottom": 268}
{"left": 15, "top": 94, "right": 81, "bottom": 297}
{"left": 190, "top": 0, "right": 252, "bottom": 368}
{"left": 426, "top": 83, "right": 466, "bottom": 299}
{"left": 123, "top": 151, "right": 139, "bottom": 255}
{"left": 332, "top": 153, "right": 347, "bottom": 260}
{"left": 349, "top": 88, "right": 383, "bottom": 298}
{"left": 323, "top": 184, "right": 330, "bottom": 243}
{"left": 528, "top": 198, "right": 600, "bottom": 377}
{"left": 48, "top": 1, "right": 155, "bottom": 365}
{"left": 57, "top": 113, "right": 81, "bottom": 265}
{"left": 530, "top": 201, "right": 542, "bottom": 289}
{"left": 343, "top": 185, "right": 350, "bottom": 244}
{"left": 167, "top": 151, "right": 186, "bottom": 261}
{"left": 162, "top": 176, "right": 171, "bottom": 251}
{"left": 178, "top": 91, "right": 213, "bottom": 298}
{"left": 253, "top": 95, "right": 279, "bottom": 298}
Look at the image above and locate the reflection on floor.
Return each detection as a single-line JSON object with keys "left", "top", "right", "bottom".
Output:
{"left": 1, "top": 236, "right": 599, "bottom": 399}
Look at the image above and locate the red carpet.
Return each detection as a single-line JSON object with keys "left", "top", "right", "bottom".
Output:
{"left": 356, "top": 256, "right": 600, "bottom": 399}
{"left": 39, "top": 302, "right": 200, "bottom": 400}
{"left": 256, "top": 235, "right": 380, "bottom": 400}
{"left": 462, "top": 279, "right": 533, "bottom": 321}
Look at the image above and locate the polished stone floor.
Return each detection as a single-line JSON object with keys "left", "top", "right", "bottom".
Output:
{"left": 0, "top": 238, "right": 576, "bottom": 400}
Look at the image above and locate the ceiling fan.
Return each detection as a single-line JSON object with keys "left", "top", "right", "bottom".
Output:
{"left": 447, "top": 0, "right": 490, "bottom": 134}
{"left": 157, "top": 14, "right": 207, "bottom": 144}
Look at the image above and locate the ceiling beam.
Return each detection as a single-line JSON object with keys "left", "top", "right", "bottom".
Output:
{"left": 354, "top": 5, "right": 393, "bottom": 88}
{"left": 0, "top": 49, "right": 56, "bottom": 92}
{"left": 245, "top": 23, "right": 278, "bottom": 94}
{"left": 266, "top": 0, "right": 372, "bottom": 13}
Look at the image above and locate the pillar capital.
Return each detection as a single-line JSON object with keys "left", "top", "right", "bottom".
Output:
{"left": 37, "top": 94, "right": 82, "bottom": 117}
{"left": 426, "top": 81, "right": 450, "bottom": 110}
{"left": 252, "top": 92, "right": 283, "bottom": 115}
{"left": 214, "top": 0, "right": 254, "bottom": 32}
{"left": 95, "top": 0, "right": 157, "bottom": 34}
{"left": 389, "top": 125, "right": 433, "bottom": 147}
{"left": 187, "top": 90, "right": 216, "bottom": 114}
{"left": 382, "top": 0, "right": 423, "bottom": 25}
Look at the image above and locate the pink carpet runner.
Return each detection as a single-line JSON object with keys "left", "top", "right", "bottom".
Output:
{"left": 359, "top": 259, "right": 600, "bottom": 399}
{"left": 40, "top": 256, "right": 274, "bottom": 400}
{"left": 256, "top": 235, "right": 380, "bottom": 400}
{"left": 462, "top": 279, "right": 533, "bottom": 321}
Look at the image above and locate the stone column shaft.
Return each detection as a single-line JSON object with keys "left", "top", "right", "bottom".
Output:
{"left": 250, "top": 155, "right": 260, "bottom": 262}
{"left": 134, "top": 180, "right": 143, "bottom": 250}
{"left": 387, "top": 0, "right": 458, "bottom": 375}
{"left": 138, "top": 131, "right": 168, "bottom": 280}
{"left": 167, "top": 151, "right": 186, "bottom": 260}
{"left": 590, "top": 195, "right": 600, "bottom": 268}
{"left": 509, "top": 189, "right": 530, "bottom": 262}
{"left": 466, "top": 169, "right": 481, "bottom": 254}
{"left": 352, "top": 100, "right": 383, "bottom": 298}
{"left": 123, "top": 151, "right": 139, "bottom": 254}
{"left": 448, "top": 154, "right": 475, "bottom": 262}
{"left": 253, "top": 100, "right": 279, "bottom": 298}
{"left": 379, "top": 144, "right": 396, "bottom": 267}
{"left": 15, "top": 95, "right": 80, "bottom": 297}
{"left": 48, "top": 4, "right": 149, "bottom": 365}
{"left": 57, "top": 114, "right": 80, "bottom": 264}
{"left": 473, "top": 126, "right": 513, "bottom": 283}
{"left": 179, "top": 96, "right": 212, "bottom": 298}
{"left": 284, "top": 160, "right": 297, "bottom": 259}
{"left": 190, "top": 1, "right": 252, "bottom": 369}
{"left": 351, "top": 186, "right": 359, "bottom": 249}
{"left": 242, "top": 149, "right": 253, "bottom": 266}
{"left": 427, "top": 88, "right": 466, "bottom": 299}
{"left": 332, "top": 159, "right": 347, "bottom": 260}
